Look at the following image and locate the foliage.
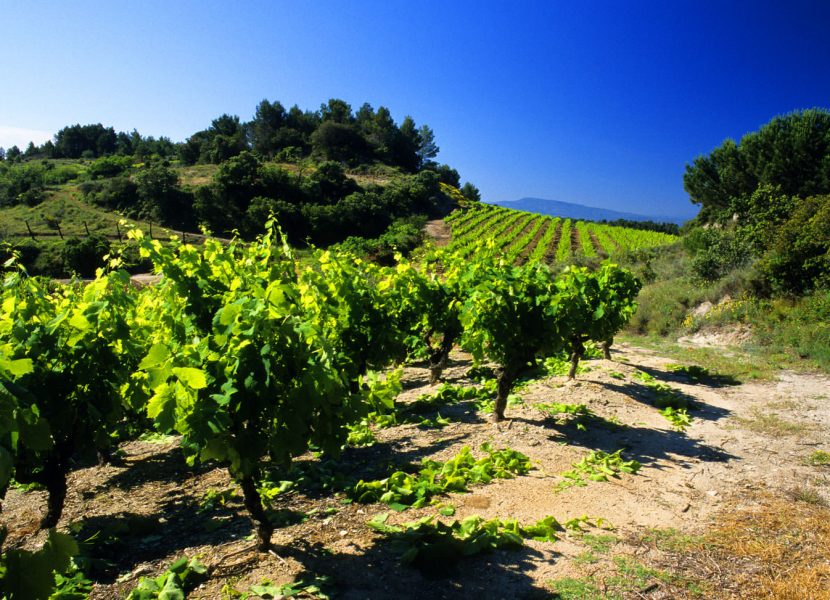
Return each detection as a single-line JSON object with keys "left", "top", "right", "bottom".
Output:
{"left": 683, "top": 227, "right": 753, "bottom": 282}
{"left": 684, "top": 109, "right": 830, "bottom": 223}
{"left": 0, "top": 263, "right": 140, "bottom": 527}
{"left": 0, "top": 161, "right": 46, "bottom": 207}
{"left": 758, "top": 194, "right": 830, "bottom": 294}
{"left": 131, "top": 224, "right": 356, "bottom": 549}
{"left": 335, "top": 216, "right": 425, "bottom": 264}
{"left": 60, "top": 235, "right": 111, "bottom": 277}
{"left": 86, "top": 155, "right": 133, "bottom": 180}
{"left": 555, "top": 450, "right": 641, "bottom": 491}
{"left": 350, "top": 444, "right": 531, "bottom": 509}
{"left": 460, "top": 255, "right": 561, "bottom": 420}
{"left": 380, "top": 254, "right": 463, "bottom": 380}
{"left": 367, "top": 512, "right": 559, "bottom": 569}
{"left": 125, "top": 557, "right": 207, "bottom": 600}
{"left": 0, "top": 529, "right": 79, "bottom": 600}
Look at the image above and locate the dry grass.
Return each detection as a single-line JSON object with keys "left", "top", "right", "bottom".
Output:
{"left": 736, "top": 408, "right": 812, "bottom": 436}
{"left": 698, "top": 494, "right": 830, "bottom": 599}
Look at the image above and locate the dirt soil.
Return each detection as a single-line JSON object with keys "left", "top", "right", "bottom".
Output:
{"left": 425, "top": 220, "right": 452, "bottom": 247}
{"left": 3, "top": 343, "right": 829, "bottom": 599}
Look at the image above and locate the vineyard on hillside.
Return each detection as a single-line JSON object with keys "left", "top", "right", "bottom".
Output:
{"left": 444, "top": 203, "right": 678, "bottom": 263}
{"left": 0, "top": 223, "right": 645, "bottom": 597}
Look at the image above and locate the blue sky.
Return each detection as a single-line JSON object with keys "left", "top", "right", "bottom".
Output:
{"left": 2, "top": 1, "right": 829, "bottom": 218}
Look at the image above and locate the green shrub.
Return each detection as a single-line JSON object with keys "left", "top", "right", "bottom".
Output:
{"left": 61, "top": 235, "right": 111, "bottom": 277}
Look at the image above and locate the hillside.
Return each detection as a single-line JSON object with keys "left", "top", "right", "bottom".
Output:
{"left": 444, "top": 201, "right": 678, "bottom": 265}
{"left": 491, "top": 197, "right": 693, "bottom": 226}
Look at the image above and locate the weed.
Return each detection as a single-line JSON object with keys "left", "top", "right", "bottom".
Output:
{"left": 660, "top": 406, "right": 693, "bottom": 431}
{"left": 633, "top": 370, "right": 692, "bottom": 410}
{"left": 249, "top": 575, "right": 333, "bottom": 599}
{"left": 536, "top": 402, "right": 592, "bottom": 430}
{"left": 789, "top": 486, "right": 827, "bottom": 506}
{"left": 198, "top": 488, "right": 237, "bottom": 513}
{"left": 368, "top": 512, "right": 559, "bottom": 572}
{"left": 806, "top": 450, "right": 830, "bottom": 466}
{"left": 607, "top": 370, "right": 625, "bottom": 379}
{"left": 125, "top": 557, "right": 207, "bottom": 599}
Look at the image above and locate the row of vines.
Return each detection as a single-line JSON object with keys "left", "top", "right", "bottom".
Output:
{"left": 0, "top": 222, "right": 640, "bottom": 597}
{"left": 444, "top": 203, "right": 678, "bottom": 264}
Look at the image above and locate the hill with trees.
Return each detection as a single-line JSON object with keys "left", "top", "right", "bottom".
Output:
{"left": 0, "top": 98, "right": 476, "bottom": 276}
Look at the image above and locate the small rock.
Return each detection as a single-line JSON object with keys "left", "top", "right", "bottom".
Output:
{"left": 706, "top": 490, "right": 718, "bottom": 497}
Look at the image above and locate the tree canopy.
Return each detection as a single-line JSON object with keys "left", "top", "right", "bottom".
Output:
{"left": 684, "top": 109, "right": 830, "bottom": 223}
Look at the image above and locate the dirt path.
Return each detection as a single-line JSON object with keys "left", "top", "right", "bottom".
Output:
{"left": 2, "top": 344, "right": 828, "bottom": 599}
{"left": 425, "top": 219, "right": 452, "bottom": 247}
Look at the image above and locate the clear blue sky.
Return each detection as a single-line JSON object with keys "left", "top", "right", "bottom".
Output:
{"left": 2, "top": 1, "right": 829, "bottom": 218}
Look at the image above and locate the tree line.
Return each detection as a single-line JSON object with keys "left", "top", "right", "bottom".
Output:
{"left": 0, "top": 98, "right": 442, "bottom": 174}
{"left": 683, "top": 109, "right": 830, "bottom": 295}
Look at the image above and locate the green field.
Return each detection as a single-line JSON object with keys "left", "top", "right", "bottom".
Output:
{"left": 444, "top": 202, "right": 678, "bottom": 264}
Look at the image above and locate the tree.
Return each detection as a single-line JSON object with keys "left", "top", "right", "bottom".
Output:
{"left": 53, "top": 124, "right": 117, "bottom": 158}
{"left": 417, "top": 125, "right": 439, "bottom": 166}
{"left": 684, "top": 109, "right": 830, "bottom": 223}
{"left": 249, "top": 99, "right": 287, "bottom": 157}
{"left": 310, "top": 121, "right": 368, "bottom": 164}
{"left": 320, "top": 98, "right": 354, "bottom": 124}
{"left": 460, "top": 182, "right": 481, "bottom": 202}
{"left": 135, "top": 162, "right": 191, "bottom": 226}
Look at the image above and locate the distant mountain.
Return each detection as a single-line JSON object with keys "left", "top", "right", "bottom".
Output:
{"left": 489, "top": 197, "right": 693, "bottom": 226}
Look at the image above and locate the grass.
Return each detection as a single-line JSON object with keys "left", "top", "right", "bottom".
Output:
{"left": 703, "top": 493, "right": 830, "bottom": 598}
{"left": 736, "top": 407, "right": 812, "bottom": 436}
{"left": 806, "top": 450, "right": 830, "bottom": 466}
{"left": 548, "top": 556, "right": 703, "bottom": 599}
{"left": 620, "top": 333, "right": 782, "bottom": 381}
{"left": 788, "top": 486, "right": 827, "bottom": 506}
{"left": 639, "top": 527, "right": 706, "bottom": 553}
{"left": 0, "top": 188, "right": 176, "bottom": 240}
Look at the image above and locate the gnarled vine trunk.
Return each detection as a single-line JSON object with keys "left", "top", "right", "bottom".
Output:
{"left": 601, "top": 338, "right": 613, "bottom": 360}
{"left": 40, "top": 454, "right": 68, "bottom": 529}
{"left": 428, "top": 326, "right": 460, "bottom": 384}
{"left": 240, "top": 473, "right": 273, "bottom": 551}
{"left": 492, "top": 365, "right": 518, "bottom": 423}
{"left": 568, "top": 338, "right": 586, "bottom": 380}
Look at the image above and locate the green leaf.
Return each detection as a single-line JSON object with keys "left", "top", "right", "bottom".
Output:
{"left": 147, "top": 384, "right": 176, "bottom": 432}
{"left": 0, "top": 357, "right": 33, "bottom": 378}
{"left": 172, "top": 367, "right": 207, "bottom": 390}
{"left": 139, "top": 343, "right": 170, "bottom": 370}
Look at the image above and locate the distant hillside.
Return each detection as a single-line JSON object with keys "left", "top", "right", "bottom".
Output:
{"left": 490, "top": 197, "right": 693, "bottom": 226}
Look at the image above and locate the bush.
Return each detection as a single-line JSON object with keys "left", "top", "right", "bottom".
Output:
{"left": 759, "top": 195, "right": 830, "bottom": 295}
{"left": 87, "top": 155, "right": 133, "bottom": 179}
{"left": 684, "top": 227, "right": 753, "bottom": 282}
{"left": 61, "top": 235, "right": 111, "bottom": 277}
